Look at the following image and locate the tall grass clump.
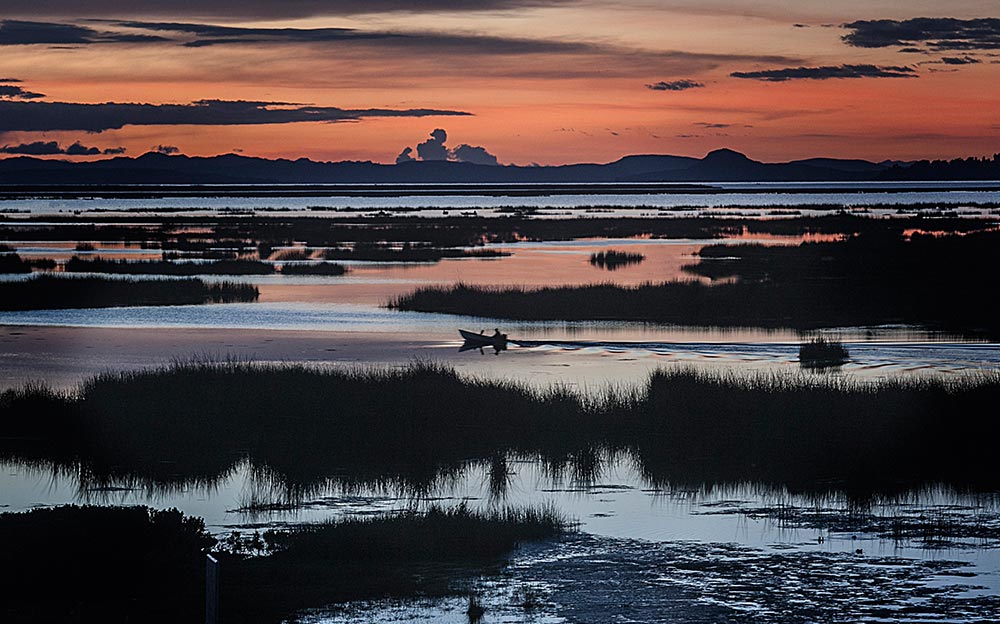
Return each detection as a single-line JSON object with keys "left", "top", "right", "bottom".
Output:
{"left": 589, "top": 249, "right": 645, "bottom": 270}
{"left": 218, "top": 504, "right": 566, "bottom": 622}
{"left": 391, "top": 230, "right": 1000, "bottom": 336}
{"left": 0, "top": 274, "right": 258, "bottom": 310}
{"left": 322, "top": 242, "right": 509, "bottom": 262}
{"left": 279, "top": 262, "right": 348, "bottom": 275}
{"left": 0, "top": 253, "right": 31, "bottom": 273}
{"left": 65, "top": 256, "right": 275, "bottom": 275}
{"left": 634, "top": 368, "right": 1000, "bottom": 492}
{"left": 4, "top": 362, "right": 1000, "bottom": 498}
{"left": 263, "top": 504, "right": 566, "bottom": 561}
{"left": 799, "top": 337, "right": 849, "bottom": 368}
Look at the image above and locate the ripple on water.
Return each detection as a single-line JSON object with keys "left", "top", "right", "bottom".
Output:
{"left": 304, "top": 533, "right": 1000, "bottom": 624}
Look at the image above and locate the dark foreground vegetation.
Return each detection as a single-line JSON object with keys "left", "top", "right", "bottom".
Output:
{"left": 2, "top": 361, "right": 998, "bottom": 498}
{"left": 220, "top": 504, "right": 564, "bottom": 622}
{"left": 64, "top": 256, "right": 275, "bottom": 275}
{"left": 589, "top": 249, "right": 645, "bottom": 270}
{"left": 0, "top": 275, "right": 259, "bottom": 310}
{"left": 393, "top": 229, "right": 1000, "bottom": 336}
{"left": 0, "top": 253, "right": 55, "bottom": 273}
{"left": 0, "top": 503, "right": 562, "bottom": 624}
{"left": 0, "top": 505, "right": 212, "bottom": 623}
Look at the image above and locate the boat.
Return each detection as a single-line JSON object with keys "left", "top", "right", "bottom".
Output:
{"left": 459, "top": 329, "right": 508, "bottom": 354}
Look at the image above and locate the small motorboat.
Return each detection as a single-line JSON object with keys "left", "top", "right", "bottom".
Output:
{"left": 459, "top": 329, "right": 508, "bottom": 355}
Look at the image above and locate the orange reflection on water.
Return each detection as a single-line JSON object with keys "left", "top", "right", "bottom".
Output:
{"left": 257, "top": 233, "right": 828, "bottom": 306}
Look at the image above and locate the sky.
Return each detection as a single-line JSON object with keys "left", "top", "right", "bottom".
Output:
{"left": 1, "top": 1, "right": 998, "bottom": 165}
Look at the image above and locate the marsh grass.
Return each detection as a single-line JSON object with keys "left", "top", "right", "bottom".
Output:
{"left": 0, "top": 274, "right": 259, "bottom": 310}
{"left": 589, "top": 249, "right": 645, "bottom": 270}
{"left": 0, "top": 503, "right": 564, "bottom": 624}
{"left": 260, "top": 504, "right": 565, "bottom": 561}
{"left": 218, "top": 503, "right": 565, "bottom": 622}
{"left": 0, "top": 254, "right": 58, "bottom": 273}
{"left": 0, "top": 253, "right": 31, "bottom": 273}
{"left": 278, "top": 262, "right": 348, "bottom": 275}
{"left": 799, "top": 337, "right": 849, "bottom": 368}
{"left": 392, "top": 230, "right": 1000, "bottom": 336}
{"left": 322, "top": 242, "right": 509, "bottom": 262}
{"left": 65, "top": 256, "right": 275, "bottom": 275}
{"left": 3, "top": 361, "right": 999, "bottom": 498}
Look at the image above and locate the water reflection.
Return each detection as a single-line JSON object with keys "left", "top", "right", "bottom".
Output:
{"left": 5, "top": 450, "right": 999, "bottom": 534}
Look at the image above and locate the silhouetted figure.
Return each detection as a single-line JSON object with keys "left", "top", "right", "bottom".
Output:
{"left": 491, "top": 328, "right": 508, "bottom": 355}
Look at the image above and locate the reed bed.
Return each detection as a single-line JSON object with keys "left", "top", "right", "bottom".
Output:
{"left": 392, "top": 230, "right": 1000, "bottom": 336}
{"left": 64, "top": 256, "right": 275, "bottom": 275}
{"left": 0, "top": 274, "right": 259, "bottom": 310}
{"left": 3, "top": 361, "right": 998, "bottom": 497}
{"left": 221, "top": 503, "right": 566, "bottom": 621}
{"left": 589, "top": 249, "right": 645, "bottom": 270}
{"left": 278, "top": 262, "right": 348, "bottom": 275}
{"left": 0, "top": 503, "right": 565, "bottom": 623}
{"left": 322, "top": 242, "right": 508, "bottom": 262}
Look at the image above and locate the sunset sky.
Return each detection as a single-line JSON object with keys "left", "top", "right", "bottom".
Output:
{"left": 1, "top": 1, "right": 998, "bottom": 164}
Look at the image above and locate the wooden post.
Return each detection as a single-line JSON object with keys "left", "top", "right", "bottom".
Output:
{"left": 205, "top": 554, "right": 219, "bottom": 624}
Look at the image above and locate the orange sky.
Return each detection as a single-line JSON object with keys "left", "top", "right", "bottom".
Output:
{"left": 0, "top": 2, "right": 998, "bottom": 164}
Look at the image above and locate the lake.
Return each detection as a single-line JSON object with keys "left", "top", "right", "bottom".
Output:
{"left": 2, "top": 184, "right": 999, "bottom": 622}
{"left": 2, "top": 181, "right": 1000, "bottom": 218}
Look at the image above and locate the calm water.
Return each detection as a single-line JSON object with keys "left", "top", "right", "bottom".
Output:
{"left": 3, "top": 456, "right": 998, "bottom": 623}
{"left": 2, "top": 181, "right": 1000, "bottom": 218}
{"left": 3, "top": 230, "right": 998, "bottom": 387}
{"left": 2, "top": 187, "right": 999, "bottom": 622}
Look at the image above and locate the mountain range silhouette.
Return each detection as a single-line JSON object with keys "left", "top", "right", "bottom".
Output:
{"left": 0, "top": 148, "right": 996, "bottom": 185}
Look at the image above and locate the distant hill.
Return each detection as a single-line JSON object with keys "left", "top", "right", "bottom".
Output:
{"left": 1, "top": 148, "right": 993, "bottom": 186}
{"left": 877, "top": 154, "right": 1000, "bottom": 181}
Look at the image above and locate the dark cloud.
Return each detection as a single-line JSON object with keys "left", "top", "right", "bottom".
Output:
{"left": 114, "top": 20, "right": 653, "bottom": 58}
{"left": 695, "top": 122, "right": 733, "bottom": 129}
{"left": 65, "top": 141, "right": 101, "bottom": 155}
{"left": 102, "top": 146, "right": 128, "bottom": 155}
{"left": 842, "top": 18, "right": 1000, "bottom": 52}
{"left": 731, "top": 64, "right": 917, "bottom": 81}
{"left": 152, "top": 145, "right": 180, "bottom": 155}
{"left": 645, "top": 79, "right": 704, "bottom": 91}
{"left": 941, "top": 56, "right": 981, "bottom": 65}
{"left": 0, "top": 141, "right": 63, "bottom": 155}
{"left": 451, "top": 144, "right": 499, "bottom": 166}
{"left": 0, "top": 84, "right": 45, "bottom": 100}
{"left": 416, "top": 128, "right": 449, "bottom": 161}
{"left": 0, "top": 20, "right": 165, "bottom": 45}
{"left": 1, "top": 0, "right": 569, "bottom": 19}
{"left": 0, "top": 99, "right": 471, "bottom": 133}
{"left": 0, "top": 140, "right": 108, "bottom": 155}
{"left": 0, "top": 19, "right": 803, "bottom": 83}
{"left": 398, "top": 129, "right": 500, "bottom": 165}
{"left": 395, "top": 146, "right": 415, "bottom": 164}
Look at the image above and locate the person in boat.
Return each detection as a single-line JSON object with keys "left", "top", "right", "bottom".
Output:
{"left": 491, "top": 328, "right": 508, "bottom": 355}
